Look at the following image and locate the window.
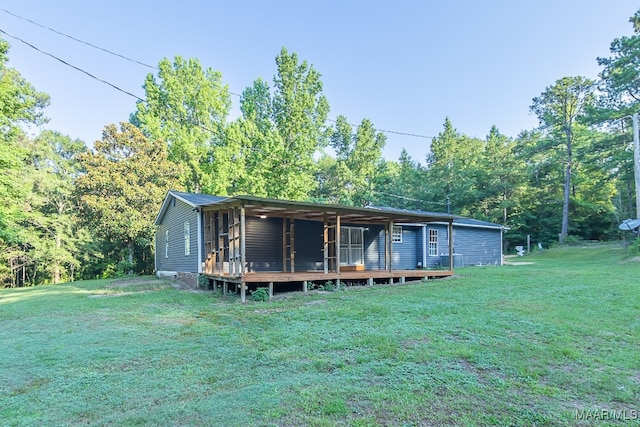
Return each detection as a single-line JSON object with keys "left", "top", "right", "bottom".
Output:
{"left": 429, "top": 229, "right": 438, "bottom": 256}
{"left": 339, "top": 227, "right": 364, "bottom": 265}
{"left": 184, "top": 222, "right": 190, "bottom": 256}
{"left": 165, "top": 230, "right": 169, "bottom": 258}
{"left": 392, "top": 225, "right": 402, "bottom": 243}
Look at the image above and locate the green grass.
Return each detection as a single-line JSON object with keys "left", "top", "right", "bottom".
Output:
{"left": 1, "top": 244, "right": 639, "bottom": 426}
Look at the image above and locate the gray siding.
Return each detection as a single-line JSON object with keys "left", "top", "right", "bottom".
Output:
{"left": 365, "top": 225, "right": 384, "bottom": 270}
{"left": 294, "top": 220, "right": 324, "bottom": 271}
{"left": 155, "top": 196, "right": 199, "bottom": 273}
{"left": 452, "top": 226, "right": 502, "bottom": 266}
{"left": 245, "top": 216, "right": 283, "bottom": 272}
{"left": 392, "top": 226, "right": 418, "bottom": 269}
{"left": 425, "top": 224, "right": 451, "bottom": 268}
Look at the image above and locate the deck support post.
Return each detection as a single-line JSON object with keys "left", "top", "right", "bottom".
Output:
{"left": 223, "top": 281, "right": 228, "bottom": 295}
{"left": 368, "top": 278, "right": 374, "bottom": 287}
{"left": 268, "top": 282, "right": 273, "bottom": 298}
{"left": 388, "top": 220, "right": 394, "bottom": 272}
{"left": 336, "top": 279, "right": 340, "bottom": 290}
{"left": 400, "top": 277, "right": 405, "bottom": 284}
{"left": 389, "top": 278, "right": 393, "bottom": 285}
{"left": 213, "top": 280, "right": 218, "bottom": 292}
{"left": 448, "top": 220, "right": 454, "bottom": 273}
{"left": 240, "top": 282, "right": 246, "bottom": 303}
{"left": 303, "top": 281, "right": 307, "bottom": 293}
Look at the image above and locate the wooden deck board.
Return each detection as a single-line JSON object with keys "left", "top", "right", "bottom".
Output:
{"left": 205, "top": 269, "right": 453, "bottom": 283}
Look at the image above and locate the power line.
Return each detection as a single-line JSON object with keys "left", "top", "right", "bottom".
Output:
{"left": 0, "top": 28, "right": 145, "bottom": 102}
{"left": 1, "top": 8, "right": 157, "bottom": 70}
{"left": 2, "top": 8, "right": 434, "bottom": 140}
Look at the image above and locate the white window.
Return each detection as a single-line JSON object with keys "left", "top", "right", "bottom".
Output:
{"left": 339, "top": 227, "right": 364, "bottom": 266}
{"left": 392, "top": 225, "right": 402, "bottom": 243}
{"left": 165, "top": 229, "right": 169, "bottom": 258}
{"left": 184, "top": 222, "right": 190, "bottom": 256}
{"left": 429, "top": 229, "right": 438, "bottom": 256}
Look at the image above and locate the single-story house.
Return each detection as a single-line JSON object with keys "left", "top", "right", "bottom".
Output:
{"left": 154, "top": 191, "right": 504, "bottom": 300}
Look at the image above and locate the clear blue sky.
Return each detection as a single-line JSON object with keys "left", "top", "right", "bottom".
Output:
{"left": 1, "top": 1, "right": 636, "bottom": 162}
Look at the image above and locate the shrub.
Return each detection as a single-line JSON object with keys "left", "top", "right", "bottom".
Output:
{"left": 628, "top": 237, "right": 640, "bottom": 256}
{"left": 323, "top": 281, "right": 336, "bottom": 291}
{"left": 250, "top": 287, "right": 269, "bottom": 302}
{"left": 197, "top": 275, "right": 209, "bottom": 289}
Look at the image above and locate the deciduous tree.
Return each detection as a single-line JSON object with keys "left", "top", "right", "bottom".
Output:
{"left": 76, "top": 123, "right": 181, "bottom": 272}
{"left": 530, "top": 76, "right": 595, "bottom": 243}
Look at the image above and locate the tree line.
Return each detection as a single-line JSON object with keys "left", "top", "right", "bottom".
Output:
{"left": 1, "top": 10, "right": 639, "bottom": 286}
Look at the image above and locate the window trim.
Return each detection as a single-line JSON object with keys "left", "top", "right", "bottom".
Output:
{"left": 428, "top": 229, "right": 438, "bottom": 257}
{"left": 392, "top": 225, "right": 403, "bottom": 243}
{"left": 339, "top": 226, "right": 364, "bottom": 266}
{"left": 184, "top": 222, "right": 190, "bottom": 256}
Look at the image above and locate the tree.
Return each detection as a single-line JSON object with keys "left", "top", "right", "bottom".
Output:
{"left": 0, "top": 37, "right": 50, "bottom": 285}
{"left": 131, "top": 56, "right": 231, "bottom": 193}
{"left": 596, "top": 8, "right": 640, "bottom": 218}
{"left": 530, "top": 76, "right": 595, "bottom": 243}
{"left": 425, "top": 118, "right": 484, "bottom": 215}
{"left": 473, "top": 126, "right": 524, "bottom": 226}
{"left": 76, "top": 123, "right": 182, "bottom": 272}
{"left": 315, "top": 115, "right": 386, "bottom": 205}
{"left": 23, "top": 131, "right": 87, "bottom": 283}
{"left": 0, "top": 39, "right": 49, "bottom": 138}
{"left": 230, "top": 50, "right": 330, "bottom": 200}
{"left": 271, "top": 48, "right": 330, "bottom": 199}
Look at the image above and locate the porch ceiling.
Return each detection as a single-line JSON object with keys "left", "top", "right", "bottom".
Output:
{"left": 200, "top": 195, "right": 452, "bottom": 224}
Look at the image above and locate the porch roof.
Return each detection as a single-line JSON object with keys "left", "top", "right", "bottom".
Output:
{"left": 198, "top": 194, "right": 454, "bottom": 224}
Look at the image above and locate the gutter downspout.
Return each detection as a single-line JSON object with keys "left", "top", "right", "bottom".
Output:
{"left": 422, "top": 225, "right": 427, "bottom": 268}
{"left": 154, "top": 231, "right": 158, "bottom": 276}
{"left": 197, "top": 207, "right": 202, "bottom": 274}
{"left": 500, "top": 226, "right": 504, "bottom": 266}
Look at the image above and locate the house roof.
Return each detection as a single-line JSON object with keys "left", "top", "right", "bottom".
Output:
{"left": 156, "top": 191, "right": 506, "bottom": 229}
{"left": 155, "top": 191, "right": 455, "bottom": 225}
{"left": 367, "top": 205, "right": 504, "bottom": 230}
{"left": 170, "top": 191, "right": 228, "bottom": 207}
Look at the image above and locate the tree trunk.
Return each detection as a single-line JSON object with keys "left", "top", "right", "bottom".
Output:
{"left": 560, "top": 128, "right": 572, "bottom": 244}
{"left": 128, "top": 238, "right": 134, "bottom": 275}
{"left": 53, "top": 232, "right": 61, "bottom": 284}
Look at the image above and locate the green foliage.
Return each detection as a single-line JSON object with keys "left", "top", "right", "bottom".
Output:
{"left": 250, "top": 287, "right": 269, "bottom": 302}
{"left": 131, "top": 56, "right": 231, "bottom": 193}
{"left": 322, "top": 280, "right": 336, "bottom": 291}
{"left": 75, "top": 123, "right": 181, "bottom": 274}
{"left": 628, "top": 236, "right": 640, "bottom": 256}
{"left": 314, "top": 116, "right": 386, "bottom": 206}
{"left": 197, "top": 274, "right": 210, "bottom": 289}
{"left": 0, "top": 39, "right": 50, "bottom": 138}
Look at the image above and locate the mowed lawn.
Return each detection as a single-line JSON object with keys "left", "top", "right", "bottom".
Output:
{"left": 1, "top": 244, "right": 639, "bottom": 426}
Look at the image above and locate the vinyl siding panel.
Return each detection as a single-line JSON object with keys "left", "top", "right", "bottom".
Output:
{"left": 452, "top": 227, "right": 502, "bottom": 266}
{"left": 294, "top": 220, "right": 324, "bottom": 271}
{"left": 155, "top": 196, "right": 199, "bottom": 273}
{"left": 391, "top": 226, "right": 418, "bottom": 269}
{"left": 365, "top": 225, "right": 385, "bottom": 270}
{"left": 245, "top": 216, "right": 283, "bottom": 272}
{"left": 424, "top": 224, "right": 450, "bottom": 269}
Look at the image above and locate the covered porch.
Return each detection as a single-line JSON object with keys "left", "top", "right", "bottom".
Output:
{"left": 199, "top": 196, "right": 454, "bottom": 301}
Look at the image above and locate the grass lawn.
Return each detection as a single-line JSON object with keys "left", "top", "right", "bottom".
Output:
{"left": 1, "top": 244, "right": 639, "bottom": 426}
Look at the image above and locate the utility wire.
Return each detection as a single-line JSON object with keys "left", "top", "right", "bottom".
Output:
{"left": 2, "top": 8, "right": 433, "bottom": 140}
{"left": 1, "top": 8, "right": 157, "bottom": 70}
{"left": 0, "top": 28, "right": 145, "bottom": 102}
{"left": 373, "top": 190, "right": 449, "bottom": 206}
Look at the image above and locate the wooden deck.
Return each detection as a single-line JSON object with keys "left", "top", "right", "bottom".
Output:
{"left": 204, "top": 269, "right": 452, "bottom": 283}
{"left": 203, "top": 269, "right": 453, "bottom": 302}
{"left": 238, "top": 269, "right": 453, "bottom": 283}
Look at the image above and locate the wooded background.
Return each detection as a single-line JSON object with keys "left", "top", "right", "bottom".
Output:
{"left": 2, "top": 10, "right": 640, "bottom": 286}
